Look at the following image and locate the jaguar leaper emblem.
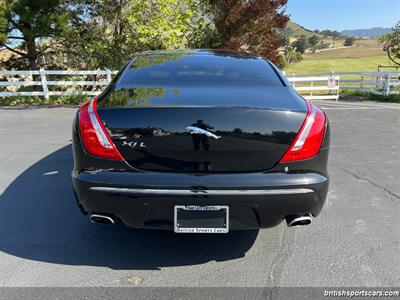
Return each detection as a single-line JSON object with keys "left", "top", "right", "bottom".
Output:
{"left": 185, "top": 126, "right": 221, "bottom": 140}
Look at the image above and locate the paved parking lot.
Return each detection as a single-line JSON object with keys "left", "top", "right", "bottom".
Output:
{"left": 0, "top": 99, "right": 399, "bottom": 287}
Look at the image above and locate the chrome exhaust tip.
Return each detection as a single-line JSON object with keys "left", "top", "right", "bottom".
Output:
{"left": 90, "top": 214, "right": 115, "bottom": 225}
{"left": 286, "top": 214, "right": 312, "bottom": 227}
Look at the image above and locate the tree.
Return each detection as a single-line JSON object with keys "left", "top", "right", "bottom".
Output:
{"left": 331, "top": 30, "right": 341, "bottom": 47}
{"left": 64, "top": 0, "right": 205, "bottom": 69}
{"left": 320, "top": 30, "right": 332, "bottom": 37}
{"left": 308, "top": 34, "right": 320, "bottom": 52}
{"left": 0, "top": 0, "right": 71, "bottom": 70}
{"left": 202, "top": 0, "right": 289, "bottom": 64}
{"left": 379, "top": 22, "right": 400, "bottom": 66}
{"left": 344, "top": 37, "right": 355, "bottom": 46}
{"left": 1, "top": 0, "right": 291, "bottom": 69}
{"left": 283, "top": 46, "right": 302, "bottom": 64}
{"left": 320, "top": 29, "right": 341, "bottom": 47}
{"left": 277, "top": 29, "right": 290, "bottom": 48}
{"left": 187, "top": 0, "right": 220, "bottom": 49}
{"left": 291, "top": 35, "right": 308, "bottom": 54}
{"left": 308, "top": 35, "right": 320, "bottom": 47}
{"left": 0, "top": 0, "right": 206, "bottom": 70}
{"left": 277, "top": 54, "right": 285, "bottom": 68}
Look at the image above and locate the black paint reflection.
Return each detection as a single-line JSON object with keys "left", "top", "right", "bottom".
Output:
{"left": 190, "top": 120, "right": 214, "bottom": 152}
{"left": 102, "top": 86, "right": 180, "bottom": 108}
{"left": 130, "top": 52, "right": 188, "bottom": 70}
{"left": 109, "top": 127, "right": 296, "bottom": 145}
{"left": 97, "top": 107, "right": 305, "bottom": 173}
{"left": 129, "top": 149, "right": 212, "bottom": 173}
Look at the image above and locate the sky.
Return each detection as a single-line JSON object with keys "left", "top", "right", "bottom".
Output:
{"left": 286, "top": 0, "right": 400, "bottom": 31}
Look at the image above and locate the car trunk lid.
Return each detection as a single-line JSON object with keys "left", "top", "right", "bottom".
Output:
{"left": 96, "top": 85, "right": 307, "bottom": 173}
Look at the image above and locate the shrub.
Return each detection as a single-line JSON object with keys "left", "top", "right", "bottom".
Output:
{"left": 277, "top": 55, "right": 286, "bottom": 69}
{"left": 344, "top": 37, "right": 355, "bottom": 46}
{"left": 0, "top": 95, "right": 87, "bottom": 106}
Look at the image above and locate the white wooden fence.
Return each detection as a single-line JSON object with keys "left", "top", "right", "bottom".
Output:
{"left": 288, "top": 71, "right": 400, "bottom": 97}
{"left": 1, "top": 69, "right": 399, "bottom": 100}
{"left": 0, "top": 69, "right": 117, "bottom": 98}
{"left": 287, "top": 75, "right": 340, "bottom": 101}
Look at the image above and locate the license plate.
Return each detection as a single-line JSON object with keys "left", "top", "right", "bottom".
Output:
{"left": 174, "top": 205, "right": 229, "bottom": 233}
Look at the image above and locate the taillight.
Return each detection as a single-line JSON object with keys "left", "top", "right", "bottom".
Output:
{"left": 280, "top": 100, "right": 326, "bottom": 162}
{"left": 78, "top": 97, "right": 123, "bottom": 160}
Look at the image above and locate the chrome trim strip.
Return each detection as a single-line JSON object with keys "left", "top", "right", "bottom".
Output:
{"left": 89, "top": 187, "right": 314, "bottom": 196}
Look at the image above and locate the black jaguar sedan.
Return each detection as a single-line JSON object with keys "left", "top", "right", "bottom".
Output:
{"left": 72, "top": 49, "right": 329, "bottom": 233}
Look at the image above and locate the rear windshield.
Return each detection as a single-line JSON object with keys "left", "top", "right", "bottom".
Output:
{"left": 118, "top": 54, "right": 284, "bottom": 86}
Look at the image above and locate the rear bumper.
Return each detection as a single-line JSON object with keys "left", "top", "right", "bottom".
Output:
{"left": 72, "top": 170, "right": 329, "bottom": 230}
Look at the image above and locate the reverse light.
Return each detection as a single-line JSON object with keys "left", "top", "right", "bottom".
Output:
{"left": 78, "top": 97, "right": 123, "bottom": 160}
{"left": 280, "top": 100, "right": 326, "bottom": 162}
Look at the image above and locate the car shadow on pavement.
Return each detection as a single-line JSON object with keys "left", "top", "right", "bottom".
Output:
{"left": 0, "top": 145, "right": 258, "bottom": 270}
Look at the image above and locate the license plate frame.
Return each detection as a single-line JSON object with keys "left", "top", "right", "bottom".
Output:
{"left": 174, "top": 205, "right": 229, "bottom": 233}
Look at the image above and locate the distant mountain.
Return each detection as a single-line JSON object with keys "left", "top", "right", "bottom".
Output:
{"left": 285, "top": 22, "right": 391, "bottom": 40}
{"left": 341, "top": 27, "right": 392, "bottom": 39}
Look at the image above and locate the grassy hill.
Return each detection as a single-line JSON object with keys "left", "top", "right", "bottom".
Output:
{"left": 284, "top": 56, "right": 391, "bottom": 74}
{"left": 284, "top": 46, "right": 392, "bottom": 74}
{"left": 283, "top": 21, "right": 395, "bottom": 74}
{"left": 303, "top": 47, "right": 385, "bottom": 60}
{"left": 286, "top": 21, "right": 322, "bottom": 38}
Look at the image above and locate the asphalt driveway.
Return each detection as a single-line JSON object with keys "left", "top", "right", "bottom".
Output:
{"left": 0, "top": 99, "right": 399, "bottom": 287}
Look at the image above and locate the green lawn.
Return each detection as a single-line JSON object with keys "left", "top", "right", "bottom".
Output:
{"left": 283, "top": 45, "right": 394, "bottom": 75}
{"left": 284, "top": 55, "right": 392, "bottom": 75}
{"left": 303, "top": 47, "right": 384, "bottom": 60}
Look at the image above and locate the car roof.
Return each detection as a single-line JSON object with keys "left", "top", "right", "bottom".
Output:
{"left": 135, "top": 49, "right": 261, "bottom": 59}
